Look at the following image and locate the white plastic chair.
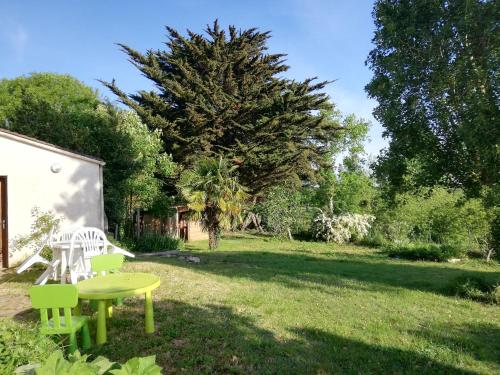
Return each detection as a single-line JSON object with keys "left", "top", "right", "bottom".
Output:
{"left": 50, "top": 231, "right": 73, "bottom": 245}
{"left": 66, "top": 227, "right": 135, "bottom": 283}
{"left": 68, "top": 227, "right": 108, "bottom": 283}
{"left": 16, "top": 227, "right": 67, "bottom": 285}
{"left": 48, "top": 230, "right": 75, "bottom": 284}
{"left": 108, "top": 243, "right": 135, "bottom": 258}
{"left": 16, "top": 228, "right": 54, "bottom": 274}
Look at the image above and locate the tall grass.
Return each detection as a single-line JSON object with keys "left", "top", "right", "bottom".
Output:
{"left": 134, "top": 233, "right": 184, "bottom": 252}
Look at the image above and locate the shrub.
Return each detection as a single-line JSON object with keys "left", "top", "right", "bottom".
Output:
{"left": 312, "top": 211, "right": 375, "bottom": 244}
{"left": 134, "top": 233, "right": 184, "bottom": 252}
{"left": 15, "top": 349, "right": 163, "bottom": 374}
{"left": 258, "top": 184, "right": 312, "bottom": 239}
{"left": 0, "top": 319, "right": 59, "bottom": 374}
{"left": 357, "top": 227, "right": 387, "bottom": 247}
{"left": 373, "top": 187, "right": 492, "bottom": 250}
{"left": 383, "top": 243, "right": 464, "bottom": 262}
{"left": 11, "top": 207, "right": 62, "bottom": 261}
{"left": 450, "top": 275, "right": 500, "bottom": 305}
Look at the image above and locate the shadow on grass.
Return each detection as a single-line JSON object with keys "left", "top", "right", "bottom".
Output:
{"left": 6, "top": 261, "right": 497, "bottom": 373}
{"left": 81, "top": 299, "right": 479, "bottom": 374}
{"left": 0, "top": 267, "right": 43, "bottom": 284}
{"left": 143, "top": 250, "right": 500, "bottom": 298}
{"left": 409, "top": 322, "right": 500, "bottom": 367}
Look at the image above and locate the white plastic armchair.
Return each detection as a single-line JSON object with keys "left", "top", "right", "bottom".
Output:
{"left": 16, "top": 228, "right": 64, "bottom": 285}
{"left": 16, "top": 228, "right": 54, "bottom": 274}
{"left": 68, "top": 227, "right": 108, "bottom": 283}
{"left": 108, "top": 242, "right": 135, "bottom": 258}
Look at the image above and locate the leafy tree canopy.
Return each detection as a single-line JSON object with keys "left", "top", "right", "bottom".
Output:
{"left": 177, "top": 157, "right": 247, "bottom": 249}
{"left": 313, "top": 109, "right": 372, "bottom": 210}
{"left": 366, "top": 0, "right": 499, "bottom": 197}
{"left": 102, "top": 20, "right": 340, "bottom": 194}
{"left": 0, "top": 73, "right": 174, "bottom": 232}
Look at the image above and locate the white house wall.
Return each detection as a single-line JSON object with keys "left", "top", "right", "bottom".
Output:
{"left": 0, "top": 135, "right": 104, "bottom": 266}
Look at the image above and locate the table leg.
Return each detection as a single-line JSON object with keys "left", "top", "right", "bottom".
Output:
{"left": 106, "top": 300, "right": 113, "bottom": 318}
{"left": 144, "top": 291, "right": 154, "bottom": 334}
{"left": 97, "top": 300, "right": 107, "bottom": 345}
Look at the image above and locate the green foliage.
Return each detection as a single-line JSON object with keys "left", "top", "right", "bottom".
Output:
{"left": 110, "top": 355, "right": 161, "bottom": 375}
{"left": 332, "top": 171, "right": 376, "bottom": 214}
{"left": 367, "top": 0, "right": 499, "bottom": 195}
{"left": 313, "top": 110, "right": 372, "bottom": 211}
{"left": 383, "top": 243, "right": 464, "bottom": 262}
{"left": 11, "top": 207, "right": 62, "bottom": 260}
{"left": 134, "top": 233, "right": 184, "bottom": 253}
{"left": 0, "top": 73, "right": 98, "bottom": 117}
{"left": 102, "top": 21, "right": 340, "bottom": 194}
{"left": 177, "top": 157, "right": 248, "bottom": 249}
{"left": 258, "top": 183, "right": 311, "bottom": 239}
{"left": 372, "top": 187, "right": 492, "bottom": 249}
{"left": 15, "top": 350, "right": 162, "bottom": 375}
{"left": 328, "top": 112, "right": 371, "bottom": 171}
{"left": 0, "top": 319, "right": 59, "bottom": 374}
{"left": 450, "top": 275, "right": 500, "bottom": 305}
{"left": 97, "top": 108, "right": 176, "bottom": 235}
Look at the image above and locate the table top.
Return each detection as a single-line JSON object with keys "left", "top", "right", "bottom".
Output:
{"left": 77, "top": 273, "right": 161, "bottom": 299}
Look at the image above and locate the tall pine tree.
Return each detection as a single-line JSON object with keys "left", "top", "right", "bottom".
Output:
{"left": 101, "top": 21, "right": 339, "bottom": 194}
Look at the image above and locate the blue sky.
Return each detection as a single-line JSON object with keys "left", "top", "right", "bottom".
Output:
{"left": 0, "top": 0, "right": 387, "bottom": 156}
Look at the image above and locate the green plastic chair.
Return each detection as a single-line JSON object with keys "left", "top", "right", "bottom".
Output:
{"left": 91, "top": 253, "right": 125, "bottom": 309}
{"left": 91, "top": 253, "right": 124, "bottom": 276}
{"left": 29, "top": 284, "right": 91, "bottom": 353}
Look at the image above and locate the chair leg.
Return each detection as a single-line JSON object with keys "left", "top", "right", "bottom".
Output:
{"left": 69, "top": 332, "right": 78, "bottom": 353}
{"left": 106, "top": 300, "right": 113, "bottom": 318}
{"left": 34, "top": 268, "right": 52, "bottom": 285}
{"left": 74, "top": 300, "right": 82, "bottom": 316}
{"left": 81, "top": 322, "right": 91, "bottom": 350}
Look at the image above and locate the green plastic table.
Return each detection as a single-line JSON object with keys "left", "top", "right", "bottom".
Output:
{"left": 76, "top": 273, "right": 160, "bottom": 345}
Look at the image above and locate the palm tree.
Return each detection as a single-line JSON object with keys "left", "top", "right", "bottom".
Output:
{"left": 177, "top": 157, "right": 248, "bottom": 250}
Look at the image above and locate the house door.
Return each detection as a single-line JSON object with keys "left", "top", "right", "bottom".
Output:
{"left": 0, "top": 177, "right": 8, "bottom": 268}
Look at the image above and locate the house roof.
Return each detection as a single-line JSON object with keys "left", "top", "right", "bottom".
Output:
{"left": 0, "top": 127, "right": 106, "bottom": 166}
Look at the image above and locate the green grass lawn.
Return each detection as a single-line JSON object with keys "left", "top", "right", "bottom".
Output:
{"left": 3, "top": 233, "right": 500, "bottom": 374}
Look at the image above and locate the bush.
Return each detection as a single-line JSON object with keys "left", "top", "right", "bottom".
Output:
{"left": 373, "top": 188, "right": 492, "bottom": 250}
{"left": 134, "top": 233, "right": 184, "bottom": 252}
{"left": 258, "top": 184, "right": 312, "bottom": 239}
{"left": 312, "top": 211, "right": 375, "bottom": 244}
{"left": 383, "top": 243, "right": 464, "bottom": 262}
{"left": 0, "top": 319, "right": 59, "bottom": 374}
{"left": 357, "top": 227, "right": 388, "bottom": 247}
{"left": 15, "top": 349, "right": 162, "bottom": 374}
{"left": 450, "top": 276, "right": 500, "bottom": 305}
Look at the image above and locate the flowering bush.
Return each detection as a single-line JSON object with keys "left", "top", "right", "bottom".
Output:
{"left": 312, "top": 210, "right": 375, "bottom": 244}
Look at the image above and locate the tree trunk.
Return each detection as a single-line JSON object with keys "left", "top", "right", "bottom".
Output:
{"left": 486, "top": 246, "right": 494, "bottom": 262}
{"left": 208, "top": 226, "right": 219, "bottom": 250}
{"left": 251, "top": 213, "right": 264, "bottom": 232}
